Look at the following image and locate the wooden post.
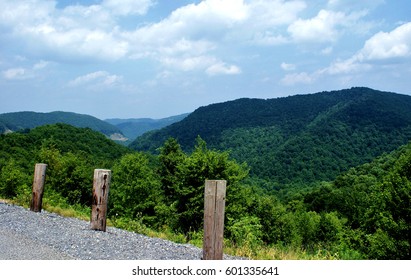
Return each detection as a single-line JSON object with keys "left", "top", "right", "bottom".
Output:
{"left": 30, "top": 163, "right": 47, "bottom": 212}
{"left": 90, "top": 169, "right": 111, "bottom": 232}
{"left": 203, "top": 180, "right": 227, "bottom": 260}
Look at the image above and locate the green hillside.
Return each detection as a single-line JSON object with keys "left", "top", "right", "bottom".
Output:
{"left": 303, "top": 140, "right": 411, "bottom": 259}
{"left": 0, "top": 123, "right": 130, "bottom": 205}
{"left": 130, "top": 87, "right": 411, "bottom": 186}
{"left": 0, "top": 111, "right": 125, "bottom": 139}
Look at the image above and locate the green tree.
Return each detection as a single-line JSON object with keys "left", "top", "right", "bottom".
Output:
{"left": 172, "top": 137, "right": 248, "bottom": 233}
{"left": 0, "top": 159, "right": 28, "bottom": 198}
{"left": 38, "top": 146, "right": 92, "bottom": 205}
{"left": 158, "top": 138, "right": 186, "bottom": 204}
{"left": 110, "top": 152, "right": 163, "bottom": 227}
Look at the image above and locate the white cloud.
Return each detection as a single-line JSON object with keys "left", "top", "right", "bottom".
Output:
{"left": 252, "top": 32, "right": 289, "bottom": 46}
{"left": 19, "top": 24, "right": 129, "bottom": 61}
{"left": 58, "top": 4, "right": 113, "bottom": 30}
{"left": 2, "top": 68, "right": 27, "bottom": 80}
{"left": 159, "top": 39, "right": 216, "bottom": 57}
{"left": 281, "top": 22, "right": 411, "bottom": 86}
{"left": 0, "top": 0, "right": 389, "bottom": 80}
{"left": 287, "top": 7, "right": 373, "bottom": 44}
{"left": 0, "top": 0, "right": 55, "bottom": 27}
{"left": 0, "top": 1, "right": 135, "bottom": 61}
{"left": 123, "top": 0, "right": 308, "bottom": 74}
{"left": 159, "top": 54, "right": 241, "bottom": 76}
{"left": 240, "top": 0, "right": 306, "bottom": 45}
{"left": 288, "top": 10, "right": 346, "bottom": 43}
{"left": 248, "top": 0, "right": 306, "bottom": 26}
{"left": 206, "top": 62, "right": 241, "bottom": 76}
{"left": 326, "top": 22, "right": 411, "bottom": 75}
{"left": 358, "top": 22, "right": 411, "bottom": 61}
{"left": 1, "top": 59, "right": 50, "bottom": 80}
{"left": 68, "top": 71, "right": 123, "bottom": 89}
{"left": 33, "top": 60, "right": 49, "bottom": 70}
{"left": 171, "top": 0, "right": 249, "bottom": 26}
{"left": 326, "top": 58, "right": 371, "bottom": 75}
{"left": 125, "top": 0, "right": 249, "bottom": 49}
{"left": 281, "top": 62, "right": 296, "bottom": 71}
{"left": 0, "top": 0, "right": 309, "bottom": 74}
{"left": 160, "top": 56, "right": 216, "bottom": 72}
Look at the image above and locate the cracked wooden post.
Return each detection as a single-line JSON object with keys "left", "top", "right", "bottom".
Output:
{"left": 203, "top": 180, "right": 227, "bottom": 260}
{"left": 90, "top": 169, "right": 111, "bottom": 232}
{"left": 30, "top": 163, "right": 47, "bottom": 212}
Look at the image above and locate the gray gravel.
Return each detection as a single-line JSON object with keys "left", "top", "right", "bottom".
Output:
{"left": 0, "top": 202, "right": 229, "bottom": 260}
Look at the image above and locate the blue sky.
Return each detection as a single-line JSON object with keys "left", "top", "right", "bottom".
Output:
{"left": 1, "top": 0, "right": 410, "bottom": 119}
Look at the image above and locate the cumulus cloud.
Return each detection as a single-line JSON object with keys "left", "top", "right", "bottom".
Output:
{"left": 281, "top": 22, "right": 411, "bottom": 86}
{"left": 0, "top": 0, "right": 381, "bottom": 78}
{"left": 358, "top": 22, "right": 411, "bottom": 61}
{"left": 289, "top": 9, "right": 354, "bottom": 43}
{"left": 0, "top": 0, "right": 145, "bottom": 61}
{"left": 327, "top": 22, "right": 411, "bottom": 75}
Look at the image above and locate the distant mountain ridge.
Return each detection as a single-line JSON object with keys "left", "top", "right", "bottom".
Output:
{"left": 0, "top": 111, "right": 126, "bottom": 141}
{"left": 105, "top": 113, "right": 189, "bottom": 140}
{"left": 130, "top": 87, "right": 411, "bottom": 187}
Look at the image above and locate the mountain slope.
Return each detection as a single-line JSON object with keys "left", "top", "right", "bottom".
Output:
{"left": 130, "top": 87, "right": 411, "bottom": 186}
{"left": 0, "top": 123, "right": 131, "bottom": 204}
{"left": 0, "top": 111, "right": 125, "bottom": 140}
{"left": 105, "top": 113, "right": 189, "bottom": 140}
{"left": 303, "top": 139, "right": 411, "bottom": 259}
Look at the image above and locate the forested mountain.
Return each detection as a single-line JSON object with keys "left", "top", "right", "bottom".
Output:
{"left": 303, "top": 140, "right": 411, "bottom": 259}
{"left": 0, "top": 111, "right": 126, "bottom": 140}
{"left": 105, "top": 113, "right": 189, "bottom": 141}
{"left": 0, "top": 123, "right": 130, "bottom": 204}
{"left": 130, "top": 87, "right": 411, "bottom": 187}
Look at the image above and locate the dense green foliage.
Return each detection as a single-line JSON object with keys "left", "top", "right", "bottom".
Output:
{"left": 0, "top": 124, "right": 130, "bottom": 205}
{"left": 1, "top": 88, "right": 410, "bottom": 260}
{"left": 131, "top": 87, "right": 411, "bottom": 186}
{"left": 304, "top": 144, "right": 411, "bottom": 259}
{"left": 0, "top": 111, "right": 123, "bottom": 137}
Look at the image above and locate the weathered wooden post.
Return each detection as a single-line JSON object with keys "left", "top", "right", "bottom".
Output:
{"left": 90, "top": 169, "right": 111, "bottom": 232}
{"left": 203, "top": 180, "right": 227, "bottom": 260}
{"left": 30, "top": 163, "right": 47, "bottom": 212}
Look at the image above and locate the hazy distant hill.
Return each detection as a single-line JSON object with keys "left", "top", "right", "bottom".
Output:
{"left": 105, "top": 113, "right": 189, "bottom": 140}
{"left": 0, "top": 111, "right": 126, "bottom": 141}
{"left": 130, "top": 87, "right": 411, "bottom": 186}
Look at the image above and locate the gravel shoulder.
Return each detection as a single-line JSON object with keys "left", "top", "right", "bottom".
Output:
{"left": 0, "top": 202, "right": 217, "bottom": 260}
